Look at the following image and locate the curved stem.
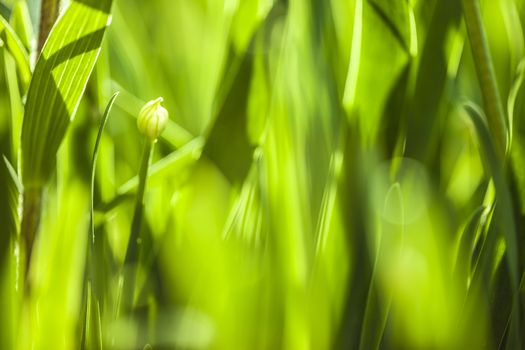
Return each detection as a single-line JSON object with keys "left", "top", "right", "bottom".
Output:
{"left": 462, "top": 0, "right": 507, "bottom": 157}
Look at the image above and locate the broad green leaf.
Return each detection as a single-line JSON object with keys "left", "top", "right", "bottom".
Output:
{"left": 21, "top": 0, "right": 113, "bottom": 189}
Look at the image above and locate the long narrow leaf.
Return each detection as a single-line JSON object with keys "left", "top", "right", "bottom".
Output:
{"left": 464, "top": 102, "right": 521, "bottom": 349}
{"left": 91, "top": 92, "right": 119, "bottom": 244}
{"left": 21, "top": 0, "right": 113, "bottom": 189}
{"left": 84, "top": 92, "right": 118, "bottom": 350}
{"left": 0, "top": 14, "right": 30, "bottom": 89}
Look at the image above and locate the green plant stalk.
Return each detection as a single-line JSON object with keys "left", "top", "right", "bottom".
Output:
{"left": 123, "top": 139, "right": 154, "bottom": 308}
{"left": 462, "top": 0, "right": 508, "bottom": 157}
{"left": 20, "top": 187, "right": 42, "bottom": 292}
{"left": 37, "top": 0, "right": 60, "bottom": 52}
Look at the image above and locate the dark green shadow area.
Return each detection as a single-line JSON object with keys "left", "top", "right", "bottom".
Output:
{"left": 203, "top": 48, "right": 255, "bottom": 184}
{"left": 46, "top": 28, "right": 106, "bottom": 68}
{"left": 74, "top": 0, "right": 112, "bottom": 14}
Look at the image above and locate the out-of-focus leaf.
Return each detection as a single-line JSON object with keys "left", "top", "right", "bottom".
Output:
{"left": 359, "top": 182, "right": 403, "bottom": 350}
{"left": 455, "top": 205, "right": 486, "bottom": 285}
{"left": 464, "top": 102, "right": 521, "bottom": 349}
{"left": 3, "top": 48, "right": 23, "bottom": 162}
{"left": 368, "top": 0, "right": 412, "bottom": 54}
{"left": 0, "top": 13, "right": 30, "bottom": 89}
{"left": 21, "top": 0, "right": 113, "bottom": 189}
{"left": 116, "top": 137, "right": 204, "bottom": 199}
{"left": 230, "top": 0, "right": 274, "bottom": 54}
{"left": 405, "top": 0, "right": 461, "bottom": 160}
{"left": 1, "top": 155, "right": 21, "bottom": 239}
{"left": 500, "top": 0, "right": 524, "bottom": 72}
{"left": 203, "top": 50, "right": 255, "bottom": 184}
{"left": 0, "top": 156, "right": 21, "bottom": 350}
{"left": 343, "top": 0, "right": 411, "bottom": 144}
{"left": 508, "top": 59, "right": 525, "bottom": 147}
{"left": 83, "top": 92, "right": 118, "bottom": 350}
{"left": 9, "top": 1, "right": 33, "bottom": 52}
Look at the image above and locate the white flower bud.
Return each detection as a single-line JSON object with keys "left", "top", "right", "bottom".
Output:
{"left": 137, "top": 97, "right": 169, "bottom": 140}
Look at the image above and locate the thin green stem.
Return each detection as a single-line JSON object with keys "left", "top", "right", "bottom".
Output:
{"left": 38, "top": 0, "right": 60, "bottom": 52}
{"left": 462, "top": 0, "right": 507, "bottom": 157}
{"left": 123, "top": 139, "right": 154, "bottom": 308}
{"left": 20, "top": 187, "right": 43, "bottom": 294}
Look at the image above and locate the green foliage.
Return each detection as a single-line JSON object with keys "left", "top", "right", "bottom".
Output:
{"left": 1, "top": 0, "right": 525, "bottom": 349}
{"left": 21, "top": 0, "right": 112, "bottom": 188}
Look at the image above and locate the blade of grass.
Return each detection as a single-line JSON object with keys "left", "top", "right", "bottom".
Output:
{"left": 0, "top": 156, "right": 22, "bottom": 349}
{"left": 20, "top": 0, "right": 113, "bottom": 294}
{"left": 85, "top": 91, "right": 119, "bottom": 350}
{"left": 462, "top": 0, "right": 508, "bottom": 156}
{"left": 464, "top": 102, "right": 521, "bottom": 349}
{"left": 90, "top": 92, "right": 119, "bottom": 245}
{"left": 21, "top": 0, "right": 113, "bottom": 189}
{"left": 359, "top": 182, "right": 403, "bottom": 350}
{"left": 122, "top": 139, "right": 154, "bottom": 312}
{"left": 9, "top": 1, "right": 33, "bottom": 52}
{"left": 507, "top": 59, "right": 525, "bottom": 149}
{"left": 455, "top": 205, "right": 486, "bottom": 287}
{"left": 3, "top": 48, "right": 24, "bottom": 162}
{"left": 0, "top": 13, "right": 31, "bottom": 89}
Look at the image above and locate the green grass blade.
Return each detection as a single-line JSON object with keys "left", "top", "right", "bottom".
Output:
{"left": 462, "top": 0, "right": 508, "bottom": 156}
{"left": 359, "top": 182, "right": 403, "bottom": 350}
{"left": 21, "top": 0, "right": 113, "bottom": 189}
{"left": 0, "top": 13, "right": 30, "bottom": 90}
{"left": 507, "top": 59, "right": 525, "bottom": 148}
{"left": 405, "top": 0, "right": 461, "bottom": 159}
{"left": 3, "top": 49, "right": 24, "bottom": 162}
{"left": 0, "top": 156, "right": 21, "bottom": 349}
{"left": 85, "top": 92, "right": 118, "bottom": 350}
{"left": 90, "top": 92, "right": 119, "bottom": 245}
{"left": 455, "top": 205, "right": 486, "bottom": 286}
{"left": 464, "top": 102, "right": 521, "bottom": 349}
{"left": 9, "top": 1, "right": 33, "bottom": 52}
{"left": 368, "top": 0, "right": 412, "bottom": 55}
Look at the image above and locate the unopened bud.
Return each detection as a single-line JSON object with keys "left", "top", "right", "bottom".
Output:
{"left": 137, "top": 97, "right": 169, "bottom": 140}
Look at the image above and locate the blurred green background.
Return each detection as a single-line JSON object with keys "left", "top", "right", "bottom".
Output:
{"left": 1, "top": 0, "right": 525, "bottom": 349}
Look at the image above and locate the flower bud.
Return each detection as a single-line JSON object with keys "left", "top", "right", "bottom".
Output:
{"left": 137, "top": 97, "right": 169, "bottom": 140}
